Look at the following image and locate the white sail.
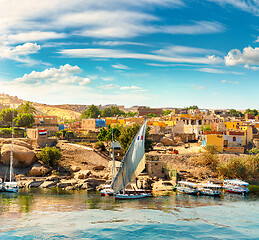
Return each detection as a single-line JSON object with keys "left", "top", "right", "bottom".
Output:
{"left": 111, "top": 119, "right": 147, "bottom": 192}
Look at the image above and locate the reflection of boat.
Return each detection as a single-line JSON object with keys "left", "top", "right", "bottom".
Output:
{"left": 224, "top": 179, "right": 249, "bottom": 194}
{"left": 177, "top": 181, "right": 199, "bottom": 195}
{"left": 111, "top": 119, "right": 152, "bottom": 200}
{"left": 198, "top": 182, "right": 221, "bottom": 196}
{"left": 3, "top": 108, "right": 19, "bottom": 193}
{"left": 0, "top": 178, "right": 3, "bottom": 191}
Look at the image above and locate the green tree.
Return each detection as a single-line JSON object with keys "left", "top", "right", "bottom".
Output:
{"left": 14, "top": 113, "right": 35, "bottom": 128}
{"left": 97, "top": 125, "right": 121, "bottom": 142}
{"left": 162, "top": 110, "right": 172, "bottom": 116}
{"left": 201, "top": 124, "right": 212, "bottom": 132}
{"left": 126, "top": 111, "right": 137, "bottom": 117}
{"left": 36, "top": 146, "right": 61, "bottom": 167}
{"left": 245, "top": 108, "right": 258, "bottom": 117}
{"left": 81, "top": 105, "right": 102, "bottom": 119}
{"left": 102, "top": 106, "right": 126, "bottom": 117}
{"left": 147, "top": 113, "right": 157, "bottom": 117}
{"left": 186, "top": 105, "right": 198, "bottom": 110}
{"left": 119, "top": 123, "right": 153, "bottom": 153}
{"left": 230, "top": 109, "right": 244, "bottom": 117}
{"left": 17, "top": 101, "right": 37, "bottom": 115}
{"left": 0, "top": 108, "right": 18, "bottom": 126}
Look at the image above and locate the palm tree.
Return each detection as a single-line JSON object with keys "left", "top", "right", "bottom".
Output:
{"left": 17, "top": 101, "right": 37, "bottom": 115}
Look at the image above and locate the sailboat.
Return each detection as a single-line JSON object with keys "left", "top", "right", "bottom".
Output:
{"left": 3, "top": 108, "right": 19, "bottom": 193}
{"left": 111, "top": 119, "right": 152, "bottom": 200}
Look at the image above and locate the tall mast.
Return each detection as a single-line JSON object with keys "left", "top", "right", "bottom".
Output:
{"left": 111, "top": 106, "right": 116, "bottom": 179}
{"left": 10, "top": 106, "right": 14, "bottom": 182}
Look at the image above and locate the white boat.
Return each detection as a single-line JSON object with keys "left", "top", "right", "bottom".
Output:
{"left": 198, "top": 182, "right": 222, "bottom": 196}
{"left": 111, "top": 119, "right": 152, "bottom": 200}
{"left": 2, "top": 108, "right": 19, "bottom": 193}
{"left": 177, "top": 181, "right": 199, "bottom": 195}
{"left": 0, "top": 178, "right": 3, "bottom": 191}
{"left": 100, "top": 184, "right": 115, "bottom": 196}
{"left": 224, "top": 179, "right": 249, "bottom": 194}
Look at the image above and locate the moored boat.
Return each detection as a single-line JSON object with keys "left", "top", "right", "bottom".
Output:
{"left": 224, "top": 179, "right": 249, "bottom": 194}
{"left": 3, "top": 181, "right": 19, "bottom": 193}
{"left": 177, "top": 181, "right": 199, "bottom": 195}
{"left": 112, "top": 119, "right": 152, "bottom": 200}
{"left": 198, "top": 182, "right": 221, "bottom": 196}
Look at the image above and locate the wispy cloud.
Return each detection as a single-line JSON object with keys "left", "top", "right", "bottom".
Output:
{"left": 193, "top": 85, "right": 205, "bottom": 90}
{"left": 120, "top": 86, "right": 142, "bottom": 90}
{"left": 208, "top": 0, "right": 259, "bottom": 16}
{"left": 102, "top": 77, "right": 114, "bottom": 81}
{"left": 112, "top": 63, "right": 131, "bottom": 69}
{"left": 161, "top": 21, "right": 225, "bottom": 35}
{"left": 96, "top": 66, "right": 105, "bottom": 72}
{"left": 98, "top": 84, "right": 119, "bottom": 89}
{"left": 244, "top": 64, "right": 259, "bottom": 71}
{"left": 93, "top": 41, "right": 150, "bottom": 47}
{"left": 221, "top": 80, "right": 239, "bottom": 84}
{"left": 196, "top": 68, "right": 242, "bottom": 75}
{"left": 60, "top": 48, "right": 224, "bottom": 65}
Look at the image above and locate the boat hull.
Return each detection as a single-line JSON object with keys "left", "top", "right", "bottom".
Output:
{"left": 199, "top": 190, "right": 221, "bottom": 197}
{"left": 225, "top": 189, "right": 249, "bottom": 194}
{"left": 177, "top": 188, "right": 199, "bottom": 195}
{"left": 115, "top": 193, "right": 152, "bottom": 200}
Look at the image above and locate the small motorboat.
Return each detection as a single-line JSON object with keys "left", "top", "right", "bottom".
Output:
{"left": 115, "top": 192, "right": 152, "bottom": 200}
{"left": 198, "top": 182, "right": 222, "bottom": 196}
{"left": 3, "top": 181, "right": 19, "bottom": 193}
{"left": 100, "top": 185, "right": 115, "bottom": 196}
{"left": 176, "top": 181, "right": 199, "bottom": 195}
{"left": 224, "top": 179, "right": 249, "bottom": 194}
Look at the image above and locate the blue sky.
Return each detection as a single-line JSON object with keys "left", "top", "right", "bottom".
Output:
{"left": 0, "top": 0, "right": 259, "bottom": 109}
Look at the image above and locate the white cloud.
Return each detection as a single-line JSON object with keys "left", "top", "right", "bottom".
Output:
{"left": 120, "top": 86, "right": 142, "bottom": 90}
{"left": 154, "top": 45, "right": 221, "bottom": 56}
{"left": 93, "top": 41, "right": 149, "bottom": 46}
{"left": 221, "top": 80, "right": 239, "bottom": 84}
{"left": 112, "top": 64, "right": 131, "bottom": 69}
{"left": 208, "top": 0, "right": 259, "bottom": 16}
{"left": 244, "top": 64, "right": 259, "bottom": 71}
{"left": 196, "top": 67, "right": 242, "bottom": 75}
{"left": 1, "top": 31, "right": 66, "bottom": 44}
{"left": 161, "top": 21, "right": 225, "bottom": 35}
{"left": 14, "top": 64, "right": 91, "bottom": 86}
{"left": 102, "top": 77, "right": 114, "bottom": 81}
{"left": 60, "top": 48, "right": 224, "bottom": 65}
{"left": 193, "top": 85, "right": 205, "bottom": 90}
{"left": 96, "top": 66, "right": 105, "bottom": 72}
{"left": 0, "top": 42, "right": 41, "bottom": 64}
{"left": 225, "top": 46, "right": 259, "bottom": 66}
{"left": 98, "top": 84, "right": 119, "bottom": 89}
{"left": 254, "top": 37, "right": 259, "bottom": 43}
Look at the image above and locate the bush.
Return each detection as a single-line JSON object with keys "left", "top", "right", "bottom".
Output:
{"left": 94, "top": 142, "right": 105, "bottom": 151}
{"left": 197, "top": 145, "right": 219, "bottom": 170}
{"left": 249, "top": 148, "right": 259, "bottom": 155}
{"left": 217, "top": 154, "right": 259, "bottom": 180}
{"left": 36, "top": 147, "right": 61, "bottom": 167}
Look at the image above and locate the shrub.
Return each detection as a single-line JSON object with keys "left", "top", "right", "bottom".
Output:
{"left": 249, "top": 148, "right": 259, "bottom": 155}
{"left": 217, "top": 154, "right": 259, "bottom": 180}
{"left": 94, "top": 142, "right": 105, "bottom": 151}
{"left": 197, "top": 145, "right": 219, "bottom": 170}
{"left": 36, "top": 146, "right": 61, "bottom": 167}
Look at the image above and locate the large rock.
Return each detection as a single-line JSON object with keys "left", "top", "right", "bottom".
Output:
{"left": 1, "top": 139, "right": 33, "bottom": 150}
{"left": 159, "top": 137, "right": 175, "bottom": 146}
{"left": 1, "top": 144, "right": 36, "bottom": 167}
{"left": 75, "top": 170, "right": 91, "bottom": 179}
{"left": 29, "top": 162, "right": 52, "bottom": 177}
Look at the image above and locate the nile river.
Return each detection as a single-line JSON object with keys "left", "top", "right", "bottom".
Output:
{"left": 0, "top": 189, "right": 258, "bottom": 239}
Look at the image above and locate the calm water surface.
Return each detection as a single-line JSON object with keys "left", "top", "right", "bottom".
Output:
{"left": 0, "top": 189, "right": 258, "bottom": 239}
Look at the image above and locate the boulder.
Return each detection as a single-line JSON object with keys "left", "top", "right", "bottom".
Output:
{"left": 28, "top": 180, "right": 44, "bottom": 188}
{"left": 70, "top": 166, "right": 81, "bottom": 172}
{"left": 57, "top": 179, "right": 77, "bottom": 188}
{"left": 1, "top": 144, "right": 36, "bottom": 167}
{"left": 156, "top": 143, "right": 164, "bottom": 147}
{"left": 1, "top": 139, "right": 33, "bottom": 150}
{"left": 75, "top": 170, "right": 91, "bottom": 179}
{"left": 29, "top": 162, "right": 52, "bottom": 177}
{"left": 40, "top": 181, "right": 58, "bottom": 188}
{"left": 93, "top": 165, "right": 105, "bottom": 171}
{"left": 159, "top": 137, "right": 175, "bottom": 146}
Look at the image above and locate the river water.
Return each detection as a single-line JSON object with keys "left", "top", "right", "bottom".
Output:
{"left": 0, "top": 189, "right": 258, "bottom": 239}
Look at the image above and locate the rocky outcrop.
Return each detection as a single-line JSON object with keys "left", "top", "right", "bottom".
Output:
{"left": 29, "top": 162, "right": 52, "bottom": 177}
{"left": 159, "top": 136, "right": 175, "bottom": 146}
{"left": 0, "top": 139, "right": 33, "bottom": 150}
{"left": 75, "top": 170, "right": 91, "bottom": 179}
{"left": 1, "top": 144, "right": 36, "bottom": 167}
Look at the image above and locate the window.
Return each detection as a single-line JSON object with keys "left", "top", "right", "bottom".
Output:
{"left": 233, "top": 137, "right": 236, "bottom": 142}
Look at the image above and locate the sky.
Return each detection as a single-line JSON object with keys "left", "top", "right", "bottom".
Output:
{"left": 0, "top": 0, "right": 259, "bottom": 109}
